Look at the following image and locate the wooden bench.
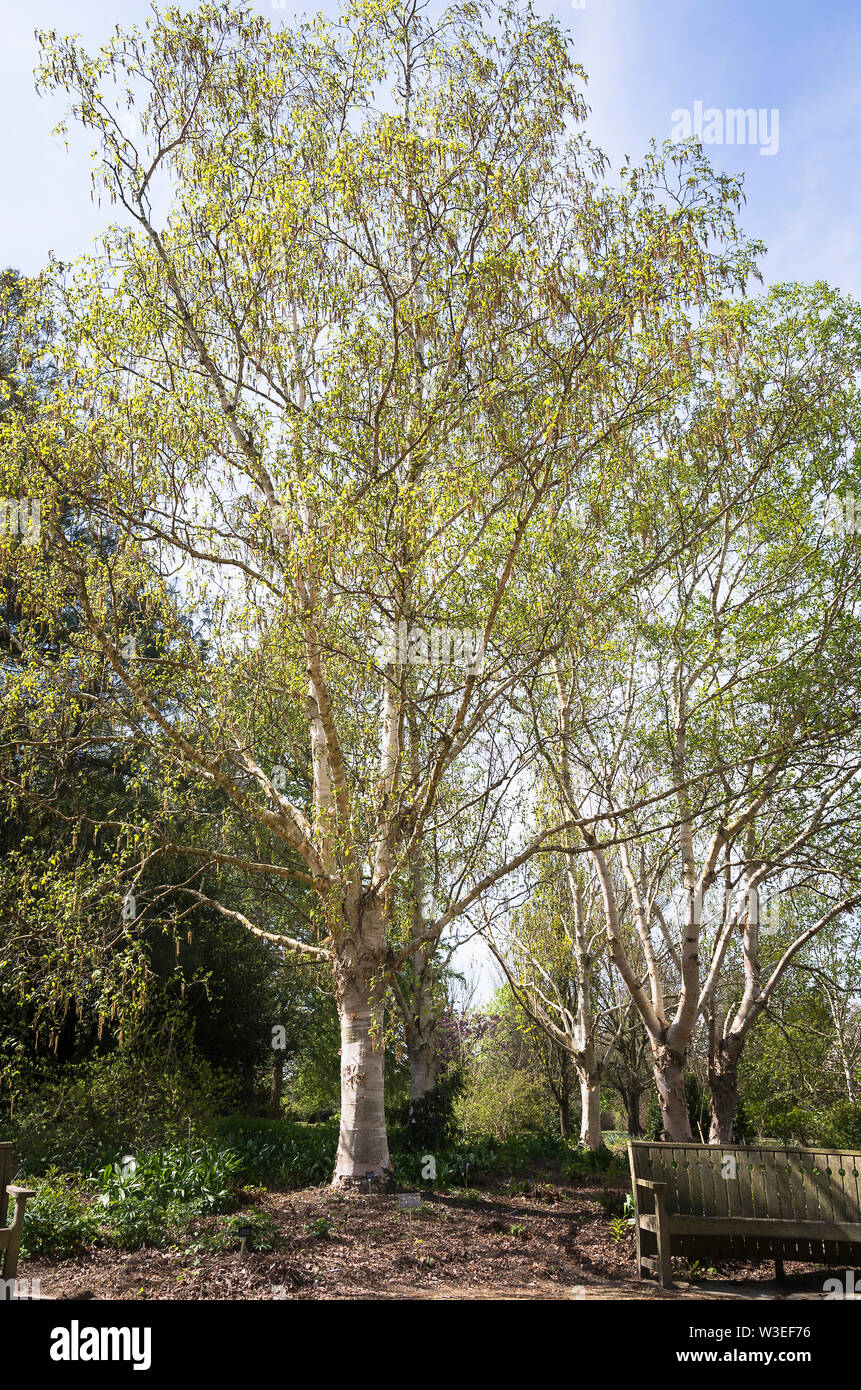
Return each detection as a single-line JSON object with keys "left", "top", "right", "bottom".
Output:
{"left": 628, "top": 1140, "right": 861, "bottom": 1289}
{"left": 0, "top": 1142, "right": 35, "bottom": 1287}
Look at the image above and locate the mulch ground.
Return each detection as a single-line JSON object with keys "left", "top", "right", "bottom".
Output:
{"left": 23, "top": 1175, "right": 840, "bottom": 1301}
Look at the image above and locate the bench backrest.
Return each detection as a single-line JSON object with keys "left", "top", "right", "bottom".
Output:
{"left": 0, "top": 1144, "right": 11, "bottom": 1228}
{"left": 629, "top": 1141, "right": 861, "bottom": 1224}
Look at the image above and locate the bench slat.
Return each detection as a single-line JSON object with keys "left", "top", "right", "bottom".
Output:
{"left": 762, "top": 1148, "right": 783, "bottom": 1221}
{"left": 840, "top": 1156, "right": 861, "bottom": 1223}
{"left": 737, "top": 1150, "right": 755, "bottom": 1222}
{"left": 660, "top": 1215, "right": 861, "bottom": 1243}
{"left": 786, "top": 1149, "right": 808, "bottom": 1225}
{"left": 671, "top": 1145, "right": 691, "bottom": 1215}
{"left": 827, "top": 1152, "right": 859, "bottom": 1224}
{"left": 799, "top": 1151, "right": 823, "bottom": 1224}
{"left": 818, "top": 1153, "right": 837, "bottom": 1222}
{"left": 747, "top": 1148, "right": 766, "bottom": 1222}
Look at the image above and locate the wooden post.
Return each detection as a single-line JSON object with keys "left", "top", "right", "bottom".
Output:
{"left": 653, "top": 1183, "right": 673, "bottom": 1290}
{"left": 2, "top": 1186, "right": 36, "bottom": 1283}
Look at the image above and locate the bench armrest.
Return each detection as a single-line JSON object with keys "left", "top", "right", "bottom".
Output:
{"left": 6, "top": 1186, "right": 36, "bottom": 1201}
{"left": 635, "top": 1179, "right": 667, "bottom": 1192}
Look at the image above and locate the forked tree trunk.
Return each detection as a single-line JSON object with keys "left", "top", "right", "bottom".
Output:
{"left": 653, "top": 1044, "right": 692, "bottom": 1141}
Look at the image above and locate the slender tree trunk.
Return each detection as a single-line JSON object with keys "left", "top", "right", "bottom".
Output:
{"left": 268, "top": 1049, "right": 284, "bottom": 1119}
{"left": 623, "top": 1086, "right": 644, "bottom": 1138}
{"left": 404, "top": 978, "right": 437, "bottom": 1124}
{"left": 578, "top": 1072, "right": 602, "bottom": 1149}
{"left": 653, "top": 1043, "right": 692, "bottom": 1141}
{"left": 559, "top": 1091, "right": 571, "bottom": 1140}
{"left": 404, "top": 860, "right": 438, "bottom": 1119}
{"left": 708, "top": 1038, "right": 741, "bottom": 1144}
{"left": 406, "top": 1028, "right": 437, "bottom": 1105}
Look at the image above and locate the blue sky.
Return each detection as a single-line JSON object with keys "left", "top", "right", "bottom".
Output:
{"left": 2, "top": 0, "right": 861, "bottom": 296}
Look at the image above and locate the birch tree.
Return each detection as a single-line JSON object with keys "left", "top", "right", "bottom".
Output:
{"left": 490, "top": 856, "right": 612, "bottom": 1147}
{"left": 4, "top": 0, "right": 756, "bottom": 1182}
{"left": 525, "top": 283, "right": 861, "bottom": 1140}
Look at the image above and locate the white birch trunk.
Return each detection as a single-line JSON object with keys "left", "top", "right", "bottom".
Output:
{"left": 333, "top": 971, "right": 393, "bottom": 1188}
{"left": 332, "top": 904, "right": 393, "bottom": 1189}
{"left": 578, "top": 1072, "right": 602, "bottom": 1149}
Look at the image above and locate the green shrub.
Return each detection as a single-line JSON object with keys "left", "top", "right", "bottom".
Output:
{"left": 20, "top": 1140, "right": 244, "bottom": 1258}
{"left": 18, "top": 1169, "right": 100, "bottom": 1260}
{"left": 200, "top": 1210, "right": 281, "bottom": 1254}
{"left": 562, "top": 1146, "right": 627, "bottom": 1178}
{"left": 391, "top": 1131, "right": 572, "bottom": 1187}
{"left": 89, "top": 1141, "right": 242, "bottom": 1250}
{"left": 388, "top": 1068, "right": 464, "bottom": 1151}
{"left": 746, "top": 1099, "right": 861, "bottom": 1149}
{"left": 211, "top": 1116, "right": 342, "bottom": 1186}
{"left": 95, "top": 1142, "right": 240, "bottom": 1213}
{"left": 454, "top": 1063, "right": 549, "bottom": 1142}
{"left": 8, "top": 1052, "right": 239, "bottom": 1174}
{"left": 820, "top": 1101, "right": 861, "bottom": 1148}
{"left": 304, "top": 1215, "right": 334, "bottom": 1239}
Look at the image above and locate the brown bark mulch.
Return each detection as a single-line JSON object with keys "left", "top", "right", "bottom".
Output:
{"left": 23, "top": 1178, "right": 840, "bottom": 1300}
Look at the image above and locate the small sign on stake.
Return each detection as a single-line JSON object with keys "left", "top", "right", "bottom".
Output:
{"left": 398, "top": 1191, "right": 422, "bottom": 1227}
{"left": 237, "top": 1223, "right": 253, "bottom": 1258}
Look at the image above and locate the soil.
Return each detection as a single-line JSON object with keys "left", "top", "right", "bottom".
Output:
{"left": 23, "top": 1173, "right": 847, "bottom": 1301}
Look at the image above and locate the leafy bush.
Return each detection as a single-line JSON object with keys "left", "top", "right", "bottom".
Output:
{"left": 304, "top": 1215, "right": 334, "bottom": 1239}
{"left": 214, "top": 1117, "right": 339, "bottom": 1186}
{"left": 8, "top": 1051, "right": 239, "bottom": 1175}
{"left": 85, "top": 1142, "right": 241, "bottom": 1250}
{"left": 392, "top": 1130, "right": 572, "bottom": 1187}
{"left": 388, "top": 1068, "right": 464, "bottom": 1151}
{"left": 200, "top": 1210, "right": 281, "bottom": 1254}
{"left": 562, "top": 1146, "right": 627, "bottom": 1178}
{"left": 18, "top": 1169, "right": 100, "bottom": 1260}
{"left": 820, "top": 1101, "right": 861, "bottom": 1148}
{"left": 454, "top": 1063, "right": 549, "bottom": 1142}
{"left": 600, "top": 1130, "right": 631, "bottom": 1151}
{"left": 20, "top": 1140, "right": 243, "bottom": 1257}
{"left": 94, "top": 1139, "right": 240, "bottom": 1234}
{"left": 745, "top": 1099, "right": 861, "bottom": 1149}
